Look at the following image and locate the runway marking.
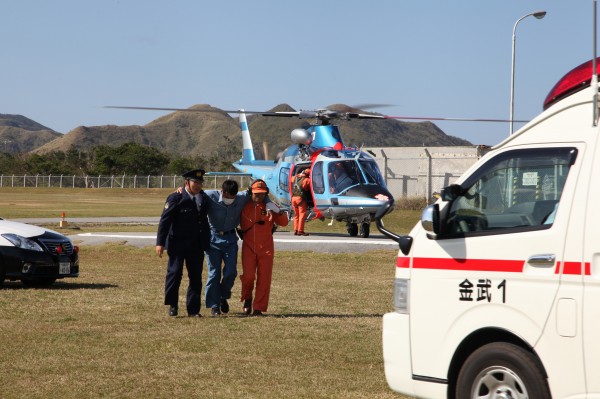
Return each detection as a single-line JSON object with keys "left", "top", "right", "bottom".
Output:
{"left": 77, "top": 233, "right": 155, "bottom": 239}
{"left": 274, "top": 238, "right": 395, "bottom": 245}
{"left": 76, "top": 233, "right": 397, "bottom": 246}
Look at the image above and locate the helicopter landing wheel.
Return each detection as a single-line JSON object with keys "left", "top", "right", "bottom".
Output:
{"left": 359, "top": 222, "right": 370, "bottom": 238}
{"left": 347, "top": 223, "right": 359, "bottom": 237}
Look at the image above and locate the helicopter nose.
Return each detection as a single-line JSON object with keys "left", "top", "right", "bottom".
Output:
{"left": 345, "top": 185, "right": 392, "bottom": 201}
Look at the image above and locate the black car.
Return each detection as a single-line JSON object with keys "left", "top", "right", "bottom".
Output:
{"left": 0, "top": 219, "right": 79, "bottom": 287}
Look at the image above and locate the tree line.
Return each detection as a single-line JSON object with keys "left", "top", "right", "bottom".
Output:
{"left": 0, "top": 142, "right": 238, "bottom": 176}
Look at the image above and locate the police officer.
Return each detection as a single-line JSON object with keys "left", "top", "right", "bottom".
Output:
{"left": 156, "top": 169, "right": 211, "bottom": 317}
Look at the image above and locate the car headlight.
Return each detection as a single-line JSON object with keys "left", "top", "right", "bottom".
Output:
{"left": 2, "top": 234, "right": 44, "bottom": 252}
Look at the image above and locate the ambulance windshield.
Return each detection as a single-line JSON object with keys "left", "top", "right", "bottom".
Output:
{"left": 446, "top": 147, "right": 577, "bottom": 235}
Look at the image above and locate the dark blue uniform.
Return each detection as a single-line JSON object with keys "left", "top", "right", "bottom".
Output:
{"left": 157, "top": 190, "right": 210, "bottom": 315}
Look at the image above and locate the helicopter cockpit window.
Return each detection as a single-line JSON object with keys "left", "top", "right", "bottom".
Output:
{"left": 279, "top": 167, "right": 290, "bottom": 192}
{"left": 445, "top": 147, "right": 576, "bottom": 236}
{"left": 312, "top": 162, "right": 324, "bottom": 194}
{"left": 358, "top": 159, "right": 387, "bottom": 188}
{"left": 328, "top": 161, "right": 363, "bottom": 194}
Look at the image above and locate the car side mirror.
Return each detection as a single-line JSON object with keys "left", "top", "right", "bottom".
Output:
{"left": 421, "top": 204, "right": 440, "bottom": 237}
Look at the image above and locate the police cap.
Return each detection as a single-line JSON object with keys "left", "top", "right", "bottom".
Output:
{"left": 182, "top": 169, "right": 205, "bottom": 182}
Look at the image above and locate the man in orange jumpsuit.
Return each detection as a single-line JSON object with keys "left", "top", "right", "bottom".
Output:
{"left": 239, "top": 179, "right": 288, "bottom": 316}
{"left": 291, "top": 169, "right": 311, "bottom": 236}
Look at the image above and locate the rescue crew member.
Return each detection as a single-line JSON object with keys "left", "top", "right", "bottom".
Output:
{"left": 291, "top": 169, "right": 311, "bottom": 236}
{"left": 176, "top": 179, "right": 273, "bottom": 317}
{"left": 156, "top": 169, "right": 210, "bottom": 318}
{"left": 239, "top": 179, "right": 288, "bottom": 316}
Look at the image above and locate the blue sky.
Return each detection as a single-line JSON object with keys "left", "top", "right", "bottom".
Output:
{"left": 1, "top": 1, "right": 594, "bottom": 146}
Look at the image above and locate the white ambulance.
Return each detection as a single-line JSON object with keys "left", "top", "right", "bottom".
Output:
{"left": 375, "top": 57, "right": 600, "bottom": 398}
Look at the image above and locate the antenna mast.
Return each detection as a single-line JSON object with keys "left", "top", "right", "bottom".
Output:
{"left": 593, "top": 0, "right": 599, "bottom": 126}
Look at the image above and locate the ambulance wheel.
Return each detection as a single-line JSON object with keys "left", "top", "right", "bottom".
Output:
{"left": 456, "top": 342, "right": 550, "bottom": 399}
{"left": 347, "top": 223, "right": 359, "bottom": 237}
{"left": 359, "top": 222, "right": 370, "bottom": 238}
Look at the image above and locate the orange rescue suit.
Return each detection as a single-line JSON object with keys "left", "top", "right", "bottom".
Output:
{"left": 239, "top": 201, "right": 288, "bottom": 312}
{"left": 291, "top": 174, "right": 311, "bottom": 234}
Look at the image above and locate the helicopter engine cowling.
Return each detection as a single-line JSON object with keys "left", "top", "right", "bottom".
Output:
{"left": 291, "top": 128, "right": 312, "bottom": 145}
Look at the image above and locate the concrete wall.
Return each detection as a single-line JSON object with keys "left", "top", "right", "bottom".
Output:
{"left": 364, "top": 146, "right": 488, "bottom": 200}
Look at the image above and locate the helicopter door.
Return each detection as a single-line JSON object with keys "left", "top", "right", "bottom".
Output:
{"left": 290, "top": 164, "right": 314, "bottom": 209}
{"left": 310, "top": 161, "right": 331, "bottom": 211}
{"left": 278, "top": 166, "right": 291, "bottom": 206}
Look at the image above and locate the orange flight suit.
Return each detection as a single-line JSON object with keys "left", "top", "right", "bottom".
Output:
{"left": 239, "top": 201, "right": 288, "bottom": 312}
{"left": 291, "top": 174, "right": 311, "bottom": 234}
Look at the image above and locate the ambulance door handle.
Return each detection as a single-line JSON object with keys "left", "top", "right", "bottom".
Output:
{"left": 527, "top": 254, "right": 556, "bottom": 267}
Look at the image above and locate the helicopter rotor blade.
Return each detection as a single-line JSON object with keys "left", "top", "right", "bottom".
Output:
{"left": 105, "top": 106, "right": 307, "bottom": 119}
{"left": 103, "top": 106, "right": 268, "bottom": 115}
{"left": 260, "top": 111, "right": 301, "bottom": 118}
{"left": 104, "top": 105, "right": 527, "bottom": 123}
{"left": 384, "top": 115, "right": 529, "bottom": 123}
{"left": 348, "top": 113, "right": 386, "bottom": 120}
{"left": 351, "top": 103, "right": 395, "bottom": 110}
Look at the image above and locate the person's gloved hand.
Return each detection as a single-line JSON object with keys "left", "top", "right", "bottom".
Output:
{"left": 266, "top": 202, "right": 281, "bottom": 214}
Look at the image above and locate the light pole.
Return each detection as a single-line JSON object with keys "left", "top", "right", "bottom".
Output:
{"left": 510, "top": 10, "right": 546, "bottom": 135}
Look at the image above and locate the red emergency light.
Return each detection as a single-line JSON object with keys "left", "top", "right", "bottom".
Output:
{"left": 544, "top": 57, "right": 600, "bottom": 110}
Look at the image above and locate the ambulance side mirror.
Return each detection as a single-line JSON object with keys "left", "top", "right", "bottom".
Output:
{"left": 441, "top": 184, "right": 464, "bottom": 201}
{"left": 421, "top": 204, "right": 440, "bottom": 237}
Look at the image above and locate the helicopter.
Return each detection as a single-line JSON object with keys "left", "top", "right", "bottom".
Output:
{"left": 106, "top": 104, "right": 526, "bottom": 238}
{"left": 231, "top": 107, "right": 394, "bottom": 238}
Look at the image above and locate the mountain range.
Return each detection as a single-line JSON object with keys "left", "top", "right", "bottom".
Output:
{"left": 2, "top": 104, "right": 472, "bottom": 158}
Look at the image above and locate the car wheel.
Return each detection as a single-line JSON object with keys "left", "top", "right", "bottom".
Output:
{"left": 456, "top": 342, "right": 550, "bottom": 399}
{"left": 22, "top": 278, "right": 57, "bottom": 287}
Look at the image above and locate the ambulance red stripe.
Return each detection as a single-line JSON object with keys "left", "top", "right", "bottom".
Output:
{"left": 396, "top": 257, "right": 591, "bottom": 275}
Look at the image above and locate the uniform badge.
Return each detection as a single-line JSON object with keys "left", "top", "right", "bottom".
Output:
{"left": 164, "top": 202, "right": 170, "bottom": 209}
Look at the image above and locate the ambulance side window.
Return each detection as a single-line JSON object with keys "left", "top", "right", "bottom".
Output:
{"left": 445, "top": 148, "right": 577, "bottom": 236}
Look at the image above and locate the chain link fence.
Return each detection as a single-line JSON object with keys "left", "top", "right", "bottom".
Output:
{"left": 0, "top": 147, "right": 489, "bottom": 200}
{"left": 0, "top": 173, "right": 254, "bottom": 190}
{"left": 366, "top": 146, "right": 489, "bottom": 199}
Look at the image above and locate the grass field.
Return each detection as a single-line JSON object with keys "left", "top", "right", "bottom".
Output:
{"left": 0, "top": 187, "right": 173, "bottom": 219}
{"left": 0, "top": 246, "right": 410, "bottom": 399}
{"left": 0, "top": 187, "right": 422, "bottom": 235}
{"left": 0, "top": 188, "right": 418, "bottom": 398}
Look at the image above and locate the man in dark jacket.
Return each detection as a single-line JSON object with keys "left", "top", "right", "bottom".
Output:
{"left": 156, "top": 169, "right": 211, "bottom": 317}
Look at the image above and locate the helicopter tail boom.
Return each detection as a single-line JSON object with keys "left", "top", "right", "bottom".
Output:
{"left": 239, "top": 110, "right": 256, "bottom": 164}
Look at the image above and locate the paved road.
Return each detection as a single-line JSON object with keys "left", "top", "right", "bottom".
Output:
{"left": 68, "top": 230, "right": 399, "bottom": 253}
{"left": 12, "top": 217, "right": 400, "bottom": 253}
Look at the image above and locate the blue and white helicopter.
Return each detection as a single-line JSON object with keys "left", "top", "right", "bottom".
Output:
{"left": 107, "top": 104, "right": 522, "bottom": 237}
{"left": 232, "top": 107, "right": 393, "bottom": 238}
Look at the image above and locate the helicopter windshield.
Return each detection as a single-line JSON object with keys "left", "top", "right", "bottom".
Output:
{"left": 327, "top": 159, "right": 387, "bottom": 194}
{"left": 327, "top": 160, "right": 363, "bottom": 194}
{"left": 358, "top": 158, "right": 387, "bottom": 188}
